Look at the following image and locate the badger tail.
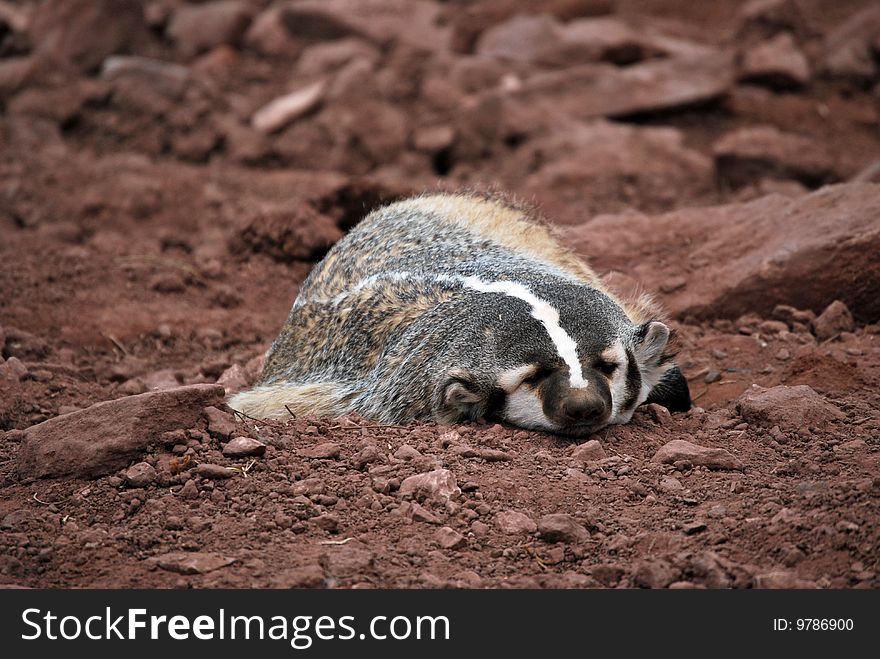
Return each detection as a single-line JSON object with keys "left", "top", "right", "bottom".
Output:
{"left": 227, "top": 381, "right": 359, "bottom": 420}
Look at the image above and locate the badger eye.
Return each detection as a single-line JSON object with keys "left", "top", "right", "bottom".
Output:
{"left": 594, "top": 360, "right": 619, "bottom": 376}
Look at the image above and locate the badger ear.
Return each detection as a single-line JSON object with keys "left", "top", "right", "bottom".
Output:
{"left": 437, "top": 369, "right": 486, "bottom": 422}
{"left": 633, "top": 321, "right": 670, "bottom": 368}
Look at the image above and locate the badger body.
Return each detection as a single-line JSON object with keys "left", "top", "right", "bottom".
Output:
{"left": 230, "top": 193, "right": 691, "bottom": 436}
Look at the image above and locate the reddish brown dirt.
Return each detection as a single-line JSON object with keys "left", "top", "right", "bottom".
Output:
{"left": 1, "top": 0, "right": 878, "bottom": 589}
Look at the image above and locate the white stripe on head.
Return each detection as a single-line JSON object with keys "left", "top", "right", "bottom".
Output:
{"left": 462, "top": 276, "right": 588, "bottom": 389}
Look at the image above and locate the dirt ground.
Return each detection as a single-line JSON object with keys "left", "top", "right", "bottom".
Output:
{"left": 1, "top": 0, "right": 878, "bottom": 589}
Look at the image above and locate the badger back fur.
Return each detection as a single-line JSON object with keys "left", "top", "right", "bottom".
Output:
{"left": 230, "top": 193, "right": 691, "bottom": 436}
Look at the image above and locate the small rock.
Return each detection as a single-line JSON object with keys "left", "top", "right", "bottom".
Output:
{"left": 495, "top": 510, "right": 537, "bottom": 535}
{"left": 704, "top": 369, "right": 722, "bottom": 384}
{"left": 251, "top": 81, "right": 325, "bottom": 134}
{"left": 652, "top": 440, "right": 743, "bottom": 471}
{"left": 196, "top": 463, "right": 234, "bottom": 480}
{"left": 738, "top": 32, "right": 810, "bottom": 89}
{"left": 393, "top": 444, "right": 422, "bottom": 460}
{"left": 298, "top": 442, "right": 341, "bottom": 459}
{"left": 412, "top": 125, "right": 455, "bottom": 154}
{"left": 321, "top": 544, "right": 374, "bottom": 578}
{"left": 124, "top": 462, "right": 156, "bottom": 488}
{"left": 435, "top": 526, "right": 467, "bottom": 550}
{"left": 471, "top": 520, "right": 490, "bottom": 537}
{"left": 204, "top": 405, "right": 237, "bottom": 440}
{"left": 313, "top": 514, "right": 339, "bottom": 532}
{"left": 479, "top": 449, "right": 513, "bottom": 462}
{"left": 410, "top": 503, "right": 442, "bottom": 524}
{"left": 736, "top": 384, "right": 845, "bottom": 430}
{"left": 222, "top": 436, "right": 266, "bottom": 458}
{"left": 571, "top": 439, "right": 605, "bottom": 463}
{"left": 537, "top": 514, "right": 589, "bottom": 544}
{"left": 813, "top": 300, "right": 854, "bottom": 341}
{"left": 399, "top": 469, "right": 460, "bottom": 502}
{"left": 216, "top": 363, "right": 249, "bottom": 394}
{"left": 0, "top": 356, "right": 27, "bottom": 381}
{"left": 167, "top": 0, "right": 254, "bottom": 58}
{"left": 351, "top": 445, "right": 382, "bottom": 470}
{"left": 154, "top": 551, "right": 235, "bottom": 575}
{"left": 633, "top": 559, "right": 678, "bottom": 588}
{"left": 271, "top": 564, "right": 326, "bottom": 588}
{"left": 591, "top": 564, "right": 625, "bottom": 586}
{"left": 178, "top": 479, "right": 199, "bottom": 500}
{"left": 683, "top": 521, "right": 707, "bottom": 535}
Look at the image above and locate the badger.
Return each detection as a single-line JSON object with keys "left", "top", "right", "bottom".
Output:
{"left": 229, "top": 193, "right": 691, "bottom": 436}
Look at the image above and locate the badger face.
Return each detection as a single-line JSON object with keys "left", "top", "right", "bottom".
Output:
{"left": 436, "top": 279, "right": 689, "bottom": 437}
{"left": 491, "top": 321, "right": 671, "bottom": 436}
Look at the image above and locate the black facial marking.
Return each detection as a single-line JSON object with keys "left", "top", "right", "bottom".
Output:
{"left": 622, "top": 348, "right": 642, "bottom": 412}
{"left": 644, "top": 366, "right": 692, "bottom": 413}
{"left": 485, "top": 387, "right": 507, "bottom": 420}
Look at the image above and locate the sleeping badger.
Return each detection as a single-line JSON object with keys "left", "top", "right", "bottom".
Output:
{"left": 230, "top": 193, "right": 691, "bottom": 436}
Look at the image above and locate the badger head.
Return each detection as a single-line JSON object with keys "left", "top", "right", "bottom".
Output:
{"left": 434, "top": 279, "right": 691, "bottom": 437}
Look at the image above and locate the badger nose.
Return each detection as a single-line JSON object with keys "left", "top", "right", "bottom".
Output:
{"left": 561, "top": 397, "right": 606, "bottom": 423}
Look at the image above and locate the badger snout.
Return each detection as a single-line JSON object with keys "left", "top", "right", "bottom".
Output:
{"left": 545, "top": 375, "right": 612, "bottom": 436}
{"left": 560, "top": 396, "right": 607, "bottom": 425}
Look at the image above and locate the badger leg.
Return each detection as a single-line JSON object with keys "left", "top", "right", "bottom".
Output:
{"left": 644, "top": 366, "right": 692, "bottom": 413}
{"left": 227, "top": 382, "right": 358, "bottom": 420}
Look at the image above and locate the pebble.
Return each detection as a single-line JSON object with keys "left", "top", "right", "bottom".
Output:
{"left": 351, "top": 445, "right": 382, "bottom": 470}
{"left": 495, "top": 510, "right": 537, "bottom": 535}
{"left": 652, "top": 440, "right": 743, "bottom": 471}
{"left": 570, "top": 439, "right": 606, "bottom": 463}
{"left": 312, "top": 514, "right": 339, "bottom": 532}
{"left": 410, "top": 503, "right": 442, "bottom": 524}
{"left": 124, "top": 462, "right": 156, "bottom": 488}
{"left": 537, "top": 514, "right": 589, "bottom": 544}
{"left": 398, "top": 469, "right": 460, "bottom": 502}
{"left": 204, "top": 405, "right": 236, "bottom": 440}
{"left": 393, "top": 444, "right": 422, "bottom": 460}
{"left": 704, "top": 369, "right": 722, "bottom": 384}
{"left": 298, "top": 442, "right": 341, "bottom": 459}
{"left": 683, "top": 521, "right": 707, "bottom": 535}
{"left": 154, "top": 551, "right": 235, "bottom": 575}
{"left": 222, "top": 436, "right": 266, "bottom": 458}
{"left": 252, "top": 80, "right": 326, "bottom": 133}
{"left": 435, "top": 526, "right": 467, "bottom": 550}
{"left": 178, "top": 479, "right": 199, "bottom": 499}
{"left": 196, "top": 463, "right": 234, "bottom": 479}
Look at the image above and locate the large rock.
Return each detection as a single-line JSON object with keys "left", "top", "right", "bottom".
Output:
{"left": 16, "top": 384, "right": 225, "bottom": 479}
{"left": 506, "top": 120, "right": 712, "bottom": 221}
{"left": 30, "top": 0, "right": 149, "bottom": 71}
{"left": 713, "top": 126, "right": 838, "bottom": 188}
{"left": 498, "top": 51, "right": 733, "bottom": 133}
{"left": 567, "top": 183, "right": 880, "bottom": 321}
{"left": 736, "top": 385, "right": 845, "bottom": 430}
